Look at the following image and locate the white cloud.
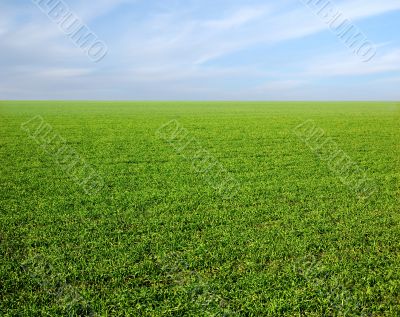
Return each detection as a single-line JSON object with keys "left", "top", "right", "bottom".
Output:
{"left": 305, "top": 48, "right": 400, "bottom": 77}
{"left": 1, "top": 0, "right": 400, "bottom": 100}
{"left": 69, "top": 0, "right": 132, "bottom": 22}
{"left": 38, "top": 68, "right": 93, "bottom": 78}
{"left": 337, "top": 0, "right": 400, "bottom": 21}
{"left": 122, "top": 0, "right": 400, "bottom": 67}
{"left": 203, "top": 6, "right": 268, "bottom": 30}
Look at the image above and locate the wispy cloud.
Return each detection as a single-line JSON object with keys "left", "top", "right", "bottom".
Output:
{"left": 305, "top": 48, "right": 400, "bottom": 77}
{"left": 0, "top": 0, "right": 399, "bottom": 100}
{"left": 203, "top": 6, "right": 268, "bottom": 30}
{"left": 38, "top": 68, "right": 93, "bottom": 78}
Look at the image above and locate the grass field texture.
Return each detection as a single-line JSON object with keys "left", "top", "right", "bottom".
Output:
{"left": 1, "top": 101, "right": 399, "bottom": 316}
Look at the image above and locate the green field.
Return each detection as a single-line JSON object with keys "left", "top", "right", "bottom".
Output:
{"left": 1, "top": 101, "right": 399, "bottom": 316}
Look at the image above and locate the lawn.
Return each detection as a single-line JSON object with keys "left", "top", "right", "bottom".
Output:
{"left": 1, "top": 101, "right": 399, "bottom": 316}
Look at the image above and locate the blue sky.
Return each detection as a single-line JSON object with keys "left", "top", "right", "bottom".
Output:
{"left": 1, "top": 0, "right": 400, "bottom": 100}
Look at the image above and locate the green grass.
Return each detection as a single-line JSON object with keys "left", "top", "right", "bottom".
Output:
{"left": 1, "top": 101, "right": 399, "bottom": 316}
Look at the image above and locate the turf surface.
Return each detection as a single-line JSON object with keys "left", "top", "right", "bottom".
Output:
{"left": 1, "top": 101, "right": 399, "bottom": 316}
